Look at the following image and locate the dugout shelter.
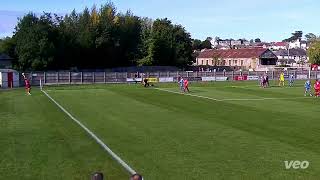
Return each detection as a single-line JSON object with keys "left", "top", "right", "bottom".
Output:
{"left": 0, "top": 69, "right": 20, "bottom": 88}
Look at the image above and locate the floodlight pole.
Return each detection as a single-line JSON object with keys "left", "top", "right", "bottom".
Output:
{"left": 40, "top": 78, "right": 42, "bottom": 91}
{"left": 43, "top": 72, "right": 46, "bottom": 84}
{"left": 286, "top": 43, "right": 290, "bottom": 65}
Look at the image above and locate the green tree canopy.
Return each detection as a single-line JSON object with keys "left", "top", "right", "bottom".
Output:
{"left": 305, "top": 33, "right": 318, "bottom": 42}
{"left": 138, "top": 18, "right": 193, "bottom": 67}
{"left": 0, "top": 37, "right": 16, "bottom": 56}
{"left": 201, "top": 40, "right": 212, "bottom": 49}
{"left": 14, "top": 13, "right": 59, "bottom": 70}
{"left": 308, "top": 41, "right": 320, "bottom": 65}
{"left": 7, "top": 2, "right": 193, "bottom": 71}
{"left": 192, "top": 39, "right": 202, "bottom": 50}
{"left": 283, "top": 31, "right": 303, "bottom": 42}
{"left": 254, "top": 38, "right": 261, "bottom": 43}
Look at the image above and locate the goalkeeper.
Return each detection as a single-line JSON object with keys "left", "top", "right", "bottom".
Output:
{"left": 22, "top": 73, "right": 31, "bottom": 95}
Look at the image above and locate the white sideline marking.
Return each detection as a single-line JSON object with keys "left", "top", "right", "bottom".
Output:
{"left": 41, "top": 90, "right": 137, "bottom": 175}
{"left": 222, "top": 97, "right": 309, "bottom": 101}
{"left": 154, "top": 88, "right": 222, "bottom": 102}
{"left": 155, "top": 88, "right": 310, "bottom": 102}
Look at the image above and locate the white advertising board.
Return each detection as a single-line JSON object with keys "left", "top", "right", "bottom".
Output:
{"left": 247, "top": 76, "right": 260, "bottom": 80}
{"left": 159, "top": 77, "right": 174, "bottom": 82}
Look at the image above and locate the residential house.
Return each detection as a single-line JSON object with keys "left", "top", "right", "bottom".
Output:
{"left": 196, "top": 48, "right": 278, "bottom": 71}
{"left": 274, "top": 48, "right": 308, "bottom": 66}
{"left": 250, "top": 42, "right": 271, "bottom": 49}
{"left": 271, "top": 42, "right": 287, "bottom": 50}
{"left": 289, "top": 39, "right": 307, "bottom": 49}
{"left": 213, "top": 39, "right": 249, "bottom": 49}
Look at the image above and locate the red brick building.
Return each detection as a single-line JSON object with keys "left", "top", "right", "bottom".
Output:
{"left": 196, "top": 48, "right": 277, "bottom": 71}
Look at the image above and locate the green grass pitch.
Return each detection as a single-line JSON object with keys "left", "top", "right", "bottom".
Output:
{"left": 1, "top": 80, "right": 320, "bottom": 179}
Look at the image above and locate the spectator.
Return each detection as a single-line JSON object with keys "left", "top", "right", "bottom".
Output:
{"left": 144, "top": 78, "right": 149, "bottom": 87}
{"left": 265, "top": 75, "right": 269, "bottom": 87}
{"left": 130, "top": 174, "right": 143, "bottom": 180}
{"left": 91, "top": 172, "right": 104, "bottom": 180}
{"left": 134, "top": 73, "right": 138, "bottom": 84}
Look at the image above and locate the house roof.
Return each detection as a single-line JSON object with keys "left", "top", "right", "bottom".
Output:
{"left": 274, "top": 48, "right": 307, "bottom": 56}
{"left": 197, "top": 48, "right": 270, "bottom": 59}
{"left": 300, "top": 40, "right": 307, "bottom": 44}
{"left": 274, "top": 42, "right": 287, "bottom": 46}
{"left": 278, "top": 59, "right": 296, "bottom": 63}
{"left": 0, "top": 54, "right": 13, "bottom": 61}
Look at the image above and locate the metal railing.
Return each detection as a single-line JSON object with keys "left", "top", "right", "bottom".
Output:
{"left": 25, "top": 70, "right": 319, "bottom": 85}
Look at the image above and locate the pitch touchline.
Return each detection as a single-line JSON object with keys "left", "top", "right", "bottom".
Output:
{"left": 222, "top": 97, "right": 309, "bottom": 101}
{"left": 41, "top": 90, "right": 137, "bottom": 176}
{"left": 154, "top": 88, "right": 222, "bottom": 101}
{"left": 155, "top": 88, "right": 310, "bottom": 101}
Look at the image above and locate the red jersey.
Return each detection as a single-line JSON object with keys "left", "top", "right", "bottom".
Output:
{"left": 24, "top": 79, "right": 30, "bottom": 88}
{"left": 314, "top": 82, "right": 320, "bottom": 90}
{"left": 317, "top": 82, "right": 320, "bottom": 90}
{"left": 184, "top": 80, "right": 189, "bottom": 87}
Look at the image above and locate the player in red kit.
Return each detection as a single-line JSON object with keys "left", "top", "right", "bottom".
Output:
{"left": 22, "top": 73, "right": 31, "bottom": 95}
{"left": 184, "top": 79, "right": 190, "bottom": 93}
{"left": 314, "top": 80, "right": 320, "bottom": 97}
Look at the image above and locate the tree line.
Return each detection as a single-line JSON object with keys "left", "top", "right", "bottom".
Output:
{"left": 0, "top": 3, "right": 194, "bottom": 71}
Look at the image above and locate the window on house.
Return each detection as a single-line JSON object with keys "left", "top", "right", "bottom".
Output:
{"left": 229, "top": 60, "right": 232, "bottom": 65}
{"left": 212, "top": 60, "right": 214, "bottom": 65}
{"left": 234, "top": 60, "right": 238, "bottom": 65}
{"left": 241, "top": 60, "right": 244, "bottom": 66}
{"left": 206, "top": 60, "right": 209, "bottom": 65}
{"left": 202, "top": 60, "right": 204, "bottom": 65}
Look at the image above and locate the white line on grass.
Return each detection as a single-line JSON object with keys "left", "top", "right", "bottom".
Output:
{"left": 41, "top": 90, "right": 137, "bottom": 176}
{"left": 155, "top": 88, "right": 310, "bottom": 102}
{"left": 216, "top": 85, "right": 305, "bottom": 89}
{"left": 221, "top": 97, "right": 310, "bottom": 101}
{"left": 154, "top": 88, "right": 222, "bottom": 102}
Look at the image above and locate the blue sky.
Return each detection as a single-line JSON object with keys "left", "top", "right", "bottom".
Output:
{"left": 0, "top": 0, "right": 319, "bottom": 41}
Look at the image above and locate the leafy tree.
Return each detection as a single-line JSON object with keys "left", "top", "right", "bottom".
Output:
{"left": 283, "top": 31, "right": 303, "bottom": 42}
{"left": 137, "top": 17, "right": 153, "bottom": 66}
{"left": 192, "top": 39, "right": 202, "bottom": 50}
{"left": 308, "top": 41, "right": 320, "bottom": 65}
{"left": 95, "top": 3, "right": 118, "bottom": 67}
{"left": 14, "top": 13, "right": 58, "bottom": 70}
{"left": 0, "top": 37, "right": 17, "bottom": 68}
{"left": 139, "top": 18, "right": 193, "bottom": 67}
{"left": 0, "top": 39, "right": 2, "bottom": 52}
{"left": 254, "top": 38, "right": 261, "bottom": 43}
{"left": 0, "top": 37, "right": 16, "bottom": 56}
{"left": 172, "top": 25, "right": 193, "bottom": 67}
{"left": 292, "top": 31, "right": 303, "bottom": 39}
{"left": 148, "top": 18, "right": 174, "bottom": 65}
{"left": 117, "top": 11, "right": 142, "bottom": 66}
{"left": 305, "top": 33, "right": 317, "bottom": 42}
{"left": 8, "top": 2, "right": 194, "bottom": 70}
{"left": 91, "top": 5, "right": 100, "bottom": 26}
{"left": 201, "top": 40, "right": 212, "bottom": 49}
